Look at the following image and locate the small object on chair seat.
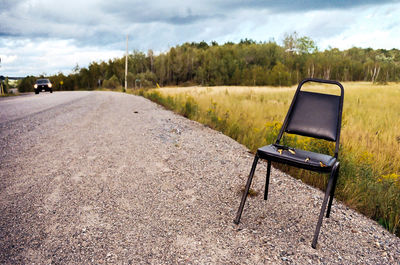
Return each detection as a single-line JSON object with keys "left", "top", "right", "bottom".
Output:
{"left": 257, "top": 144, "right": 336, "bottom": 172}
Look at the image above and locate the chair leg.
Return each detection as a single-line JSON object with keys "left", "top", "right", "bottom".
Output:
{"left": 311, "top": 162, "right": 338, "bottom": 248}
{"left": 326, "top": 163, "right": 340, "bottom": 218}
{"left": 234, "top": 155, "right": 259, "bottom": 225}
{"left": 264, "top": 160, "right": 271, "bottom": 200}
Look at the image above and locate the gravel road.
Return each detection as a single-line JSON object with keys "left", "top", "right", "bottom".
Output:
{"left": 1, "top": 91, "right": 399, "bottom": 264}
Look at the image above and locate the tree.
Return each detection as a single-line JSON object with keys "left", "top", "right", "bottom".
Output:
{"left": 268, "top": 62, "right": 291, "bottom": 86}
{"left": 283, "top": 31, "right": 299, "bottom": 53}
{"left": 297, "top": 36, "right": 318, "bottom": 54}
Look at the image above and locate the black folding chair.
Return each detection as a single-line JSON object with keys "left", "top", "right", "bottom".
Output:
{"left": 234, "top": 78, "right": 344, "bottom": 248}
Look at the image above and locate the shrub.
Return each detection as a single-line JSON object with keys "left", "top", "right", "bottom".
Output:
{"left": 103, "top": 75, "right": 120, "bottom": 89}
{"left": 18, "top": 76, "right": 36, "bottom": 92}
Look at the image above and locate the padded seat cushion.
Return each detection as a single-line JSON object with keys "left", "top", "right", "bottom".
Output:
{"left": 257, "top": 144, "right": 336, "bottom": 172}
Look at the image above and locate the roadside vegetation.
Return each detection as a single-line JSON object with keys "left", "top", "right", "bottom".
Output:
{"left": 0, "top": 78, "right": 20, "bottom": 96}
{"left": 138, "top": 82, "right": 400, "bottom": 237}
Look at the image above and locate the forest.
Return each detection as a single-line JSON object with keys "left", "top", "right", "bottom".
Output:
{"left": 18, "top": 33, "right": 400, "bottom": 91}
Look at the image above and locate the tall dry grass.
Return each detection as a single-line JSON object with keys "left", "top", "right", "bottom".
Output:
{"left": 138, "top": 82, "right": 400, "bottom": 235}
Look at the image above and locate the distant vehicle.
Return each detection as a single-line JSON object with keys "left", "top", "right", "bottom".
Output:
{"left": 34, "top": 79, "right": 52, "bottom": 94}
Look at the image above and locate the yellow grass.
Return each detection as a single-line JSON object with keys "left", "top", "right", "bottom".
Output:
{"left": 157, "top": 82, "right": 400, "bottom": 175}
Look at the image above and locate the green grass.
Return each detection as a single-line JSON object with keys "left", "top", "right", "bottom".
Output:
{"left": 137, "top": 82, "right": 400, "bottom": 236}
{"left": 0, "top": 92, "right": 20, "bottom": 97}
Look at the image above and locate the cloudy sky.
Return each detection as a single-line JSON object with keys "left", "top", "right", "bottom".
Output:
{"left": 0, "top": 0, "right": 399, "bottom": 77}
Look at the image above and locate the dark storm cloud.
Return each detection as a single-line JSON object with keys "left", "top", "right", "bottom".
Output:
{"left": 0, "top": 0, "right": 226, "bottom": 49}
{"left": 98, "top": 1, "right": 223, "bottom": 25}
{"left": 0, "top": 0, "right": 396, "bottom": 47}
{"left": 99, "top": 0, "right": 398, "bottom": 26}
{"left": 165, "top": 14, "right": 217, "bottom": 25}
{"left": 0, "top": 0, "right": 23, "bottom": 10}
{"left": 1, "top": 0, "right": 399, "bottom": 76}
{"left": 226, "top": 0, "right": 399, "bottom": 12}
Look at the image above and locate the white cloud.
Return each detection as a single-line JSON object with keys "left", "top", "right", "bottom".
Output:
{"left": 0, "top": 38, "right": 122, "bottom": 76}
{"left": 0, "top": 55, "right": 18, "bottom": 64}
{"left": 317, "top": 3, "right": 400, "bottom": 50}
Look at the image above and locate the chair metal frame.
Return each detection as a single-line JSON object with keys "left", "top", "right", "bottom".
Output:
{"left": 234, "top": 78, "right": 344, "bottom": 248}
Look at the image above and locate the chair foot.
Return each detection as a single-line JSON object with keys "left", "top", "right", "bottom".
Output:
{"left": 312, "top": 164, "right": 337, "bottom": 248}
{"left": 234, "top": 155, "right": 259, "bottom": 224}
{"left": 326, "top": 210, "right": 331, "bottom": 218}
{"left": 264, "top": 160, "right": 271, "bottom": 200}
{"left": 311, "top": 242, "right": 317, "bottom": 249}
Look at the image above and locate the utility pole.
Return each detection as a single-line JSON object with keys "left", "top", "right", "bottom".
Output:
{"left": 125, "top": 35, "right": 128, "bottom": 92}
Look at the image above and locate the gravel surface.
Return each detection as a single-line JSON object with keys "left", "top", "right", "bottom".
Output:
{"left": 1, "top": 91, "right": 399, "bottom": 264}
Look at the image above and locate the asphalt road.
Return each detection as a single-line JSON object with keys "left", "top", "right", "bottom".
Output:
{"left": 1, "top": 91, "right": 399, "bottom": 264}
{"left": 0, "top": 92, "right": 92, "bottom": 124}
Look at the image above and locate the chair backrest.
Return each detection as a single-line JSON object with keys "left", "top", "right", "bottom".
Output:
{"left": 276, "top": 78, "right": 344, "bottom": 157}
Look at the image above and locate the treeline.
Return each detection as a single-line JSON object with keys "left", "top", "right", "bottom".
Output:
{"left": 18, "top": 34, "right": 400, "bottom": 91}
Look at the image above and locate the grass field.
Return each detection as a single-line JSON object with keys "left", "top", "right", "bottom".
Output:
{"left": 137, "top": 82, "right": 400, "bottom": 236}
